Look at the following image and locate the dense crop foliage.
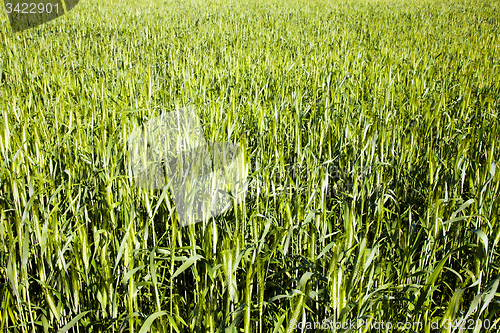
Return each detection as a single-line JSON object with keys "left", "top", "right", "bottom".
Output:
{"left": 1, "top": 0, "right": 499, "bottom": 331}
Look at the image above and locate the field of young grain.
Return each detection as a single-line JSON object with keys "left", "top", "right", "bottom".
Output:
{"left": 1, "top": 0, "right": 499, "bottom": 332}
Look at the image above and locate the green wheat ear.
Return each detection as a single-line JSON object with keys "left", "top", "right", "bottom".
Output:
{"left": 1, "top": 0, "right": 499, "bottom": 331}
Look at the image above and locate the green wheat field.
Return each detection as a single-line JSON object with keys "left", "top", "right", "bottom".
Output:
{"left": 1, "top": 0, "right": 499, "bottom": 332}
